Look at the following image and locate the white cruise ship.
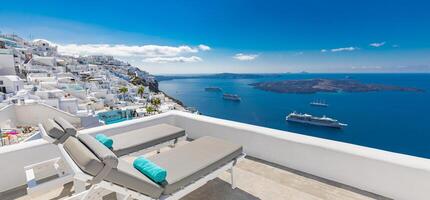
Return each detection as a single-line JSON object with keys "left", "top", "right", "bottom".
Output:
{"left": 286, "top": 112, "right": 347, "bottom": 128}
{"left": 204, "top": 87, "right": 222, "bottom": 92}
{"left": 223, "top": 93, "right": 241, "bottom": 101}
{"left": 310, "top": 100, "right": 329, "bottom": 107}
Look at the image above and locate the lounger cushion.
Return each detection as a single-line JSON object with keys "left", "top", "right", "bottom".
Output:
{"left": 111, "top": 124, "right": 185, "bottom": 156}
{"left": 54, "top": 117, "right": 77, "bottom": 137}
{"left": 63, "top": 137, "right": 104, "bottom": 176}
{"left": 43, "top": 119, "right": 67, "bottom": 142}
{"left": 105, "top": 159, "right": 164, "bottom": 199}
{"left": 78, "top": 134, "right": 118, "bottom": 168}
{"left": 63, "top": 137, "right": 163, "bottom": 198}
{"left": 149, "top": 136, "right": 243, "bottom": 195}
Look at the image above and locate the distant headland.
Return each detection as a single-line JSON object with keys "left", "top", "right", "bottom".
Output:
{"left": 156, "top": 73, "right": 283, "bottom": 81}
{"left": 249, "top": 79, "right": 424, "bottom": 94}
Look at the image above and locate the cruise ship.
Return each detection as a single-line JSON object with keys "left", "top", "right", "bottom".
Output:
{"left": 204, "top": 87, "right": 222, "bottom": 92}
{"left": 286, "top": 112, "right": 347, "bottom": 128}
{"left": 310, "top": 100, "right": 329, "bottom": 107}
{"left": 223, "top": 93, "right": 241, "bottom": 101}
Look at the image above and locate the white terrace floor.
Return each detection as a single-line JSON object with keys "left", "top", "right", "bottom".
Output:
{"left": 6, "top": 142, "right": 390, "bottom": 200}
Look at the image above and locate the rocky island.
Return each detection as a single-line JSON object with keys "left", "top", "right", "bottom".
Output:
{"left": 250, "top": 79, "right": 424, "bottom": 94}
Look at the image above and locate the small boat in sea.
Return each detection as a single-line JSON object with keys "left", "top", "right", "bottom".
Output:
{"left": 286, "top": 112, "right": 347, "bottom": 128}
{"left": 205, "top": 87, "right": 222, "bottom": 92}
{"left": 310, "top": 100, "right": 328, "bottom": 107}
{"left": 223, "top": 93, "right": 241, "bottom": 101}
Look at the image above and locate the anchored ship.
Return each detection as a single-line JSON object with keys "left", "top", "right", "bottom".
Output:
{"left": 286, "top": 112, "right": 347, "bottom": 128}
{"left": 310, "top": 100, "right": 328, "bottom": 107}
{"left": 205, "top": 87, "right": 222, "bottom": 92}
{"left": 223, "top": 94, "right": 241, "bottom": 101}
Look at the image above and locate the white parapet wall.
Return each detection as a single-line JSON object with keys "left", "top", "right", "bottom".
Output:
{"left": 0, "top": 103, "right": 81, "bottom": 128}
{"left": 0, "top": 104, "right": 17, "bottom": 128}
{"left": 15, "top": 103, "right": 81, "bottom": 127}
{"left": 0, "top": 111, "right": 429, "bottom": 199}
{"left": 0, "top": 139, "right": 60, "bottom": 192}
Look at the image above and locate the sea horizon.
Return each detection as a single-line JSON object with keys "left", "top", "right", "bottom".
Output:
{"left": 154, "top": 72, "right": 430, "bottom": 76}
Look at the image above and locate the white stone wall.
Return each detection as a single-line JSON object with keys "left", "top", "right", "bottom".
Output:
{"left": 14, "top": 103, "right": 81, "bottom": 127}
{"left": 0, "top": 105, "right": 17, "bottom": 128}
{"left": 59, "top": 98, "right": 78, "bottom": 114}
{"left": 0, "top": 103, "right": 81, "bottom": 128}
{"left": 0, "top": 54, "right": 15, "bottom": 75}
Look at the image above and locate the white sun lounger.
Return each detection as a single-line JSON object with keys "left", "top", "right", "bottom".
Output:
{"left": 41, "top": 117, "right": 186, "bottom": 155}
{"left": 110, "top": 123, "right": 186, "bottom": 157}
{"left": 33, "top": 118, "right": 245, "bottom": 200}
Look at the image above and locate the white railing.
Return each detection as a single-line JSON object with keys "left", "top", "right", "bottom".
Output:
{"left": 0, "top": 111, "right": 429, "bottom": 200}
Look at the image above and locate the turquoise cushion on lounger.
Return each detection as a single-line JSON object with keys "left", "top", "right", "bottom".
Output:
{"left": 133, "top": 156, "right": 167, "bottom": 183}
{"left": 95, "top": 134, "right": 113, "bottom": 149}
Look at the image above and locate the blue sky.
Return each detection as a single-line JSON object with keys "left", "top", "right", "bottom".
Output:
{"left": 1, "top": 0, "right": 429, "bottom": 74}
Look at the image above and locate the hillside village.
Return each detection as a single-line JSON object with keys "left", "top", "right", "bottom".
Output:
{"left": 0, "top": 33, "right": 192, "bottom": 146}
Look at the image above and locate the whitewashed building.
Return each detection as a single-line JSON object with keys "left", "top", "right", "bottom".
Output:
{"left": 31, "top": 39, "right": 57, "bottom": 56}
{"left": 0, "top": 75, "right": 24, "bottom": 94}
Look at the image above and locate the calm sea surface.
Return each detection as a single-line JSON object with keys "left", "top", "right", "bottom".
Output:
{"left": 159, "top": 74, "right": 430, "bottom": 158}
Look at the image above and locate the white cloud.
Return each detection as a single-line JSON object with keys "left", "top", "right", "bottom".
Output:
{"left": 330, "top": 47, "right": 357, "bottom": 52}
{"left": 351, "top": 65, "right": 383, "bottom": 70}
{"left": 392, "top": 44, "right": 399, "bottom": 48}
{"left": 56, "top": 44, "right": 200, "bottom": 57}
{"left": 142, "top": 56, "right": 202, "bottom": 63}
{"left": 198, "top": 44, "right": 211, "bottom": 51}
{"left": 233, "top": 53, "right": 258, "bottom": 61}
{"left": 321, "top": 47, "right": 358, "bottom": 53}
{"left": 38, "top": 39, "right": 209, "bottom": 63}
{"left": 369, "top": 42, "right": 386, "bottom": 47}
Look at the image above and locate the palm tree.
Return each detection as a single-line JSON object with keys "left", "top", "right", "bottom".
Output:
{"left": 151, "top": 97, "right": 161, "bottom": 107}
{"left": 137, "top": 86, "right": 145, "bottom": 99}
{"left": 146, "top": 106, "right": 155, "bottom": 114}
{"left": 118, "top": 87, "right": 128, "bottom": 100}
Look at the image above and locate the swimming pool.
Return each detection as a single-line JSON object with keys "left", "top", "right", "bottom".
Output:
{"left": 97, "top": 109, "right": 134, "bottom": 125}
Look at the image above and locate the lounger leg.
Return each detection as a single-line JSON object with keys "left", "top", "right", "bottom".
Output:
{"left": 173, "top": 138, "right": 178, "bottom": 147}
{"left": 73, "top": 179, "right": 86, "bottom": 194}
{"left": 230, "top": 167, "right": 237, "bottom": 189}
{"left": 169, "top": 138, "right": 178, "bottom": 148}
{"left": 116, "top": 192, "right": 131, "bottom": 200}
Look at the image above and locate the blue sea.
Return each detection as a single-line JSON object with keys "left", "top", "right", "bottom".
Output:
{"left": 159, "top": 74, "right": 430, "bottom": 158}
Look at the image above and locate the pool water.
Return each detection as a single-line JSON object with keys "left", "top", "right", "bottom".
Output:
{"left": 97, "top": 110, "right": 134, "bottom": 125}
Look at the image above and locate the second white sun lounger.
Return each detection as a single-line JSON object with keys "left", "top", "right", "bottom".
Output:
{"left": 61, "top": 134, "right": 244, "bottom": 200}
{"left": 110, "top": 123, "right": 185, "bottom": 157}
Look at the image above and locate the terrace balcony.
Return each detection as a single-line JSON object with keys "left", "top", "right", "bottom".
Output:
{"left": 1, "top": 111, "right": 429, "bottom": 200}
